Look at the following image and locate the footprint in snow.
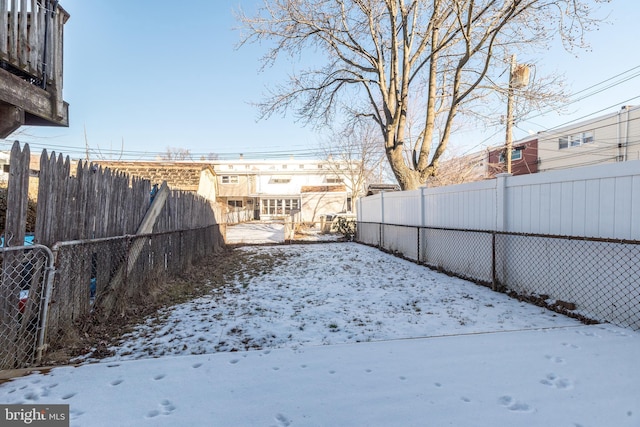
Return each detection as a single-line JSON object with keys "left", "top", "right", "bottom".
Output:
{"left": 561, "top": 342, "right": 580, "bottom": 350}
{"left": 110, "top": 379, "right": 123, "bottom": 386}
{"left": 275, "top": 413, "right": 291, "bottom": 426}
{"left": 161, "top": 399, "right": 176, "bottom": 415}
{"left": 576, "top": 330, "right": 600, "bottom": 338}
{"left": 153, "top": 374, "right": 166, "bottom": 380}
{"left": 498, "top": 395, "right": 534, "bottom": 413}
{"left": 545, "top": 355, "right": 566, "bottom": 364}
{"left": 540, "top": 373, "right": 573, "bottom": 390}
{"left": 146, "top": 400, "right": 176, "bottom": 418}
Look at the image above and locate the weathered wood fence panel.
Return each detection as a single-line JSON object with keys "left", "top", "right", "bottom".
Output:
{"left": 1, "top": 143, "right": 224, "bottom": 360}
{"left": 34, "top": 151, "right": 157, "bottom": 244}
{"left": 0, "top": 141, "right": 29, "bottom": 366}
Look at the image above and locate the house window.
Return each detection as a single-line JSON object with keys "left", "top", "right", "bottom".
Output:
{"left": 228, "top": 200, "right": 243, "bottom": 208}
{"left": 221, "top": 175, "right": 239, "bottom": 184}
{"left": 326, "top": 177, "right": 343, "bottom": 183}
{"left": 499, "top": 148, "right": 523, "bottom": 163}
{"left": 559, "top": 131, "right": 594, "bottom": 149}
{"left": 570, "top": 134, "right": 581, "bottom": 147}
{"left": 270, "top": 178, "right": 291, "bottom": 184}
{"left": 299, "top": 164, "right": 305, "bottom": 169}
{"left": 261, "top": 198, "right": 301, "bottom": 215}
{"left": 582, "top": 131, "right": 594, "bottom": 144}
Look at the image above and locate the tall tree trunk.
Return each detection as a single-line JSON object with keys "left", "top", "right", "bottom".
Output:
{"left": 386, "top": 138, "right": 421, "bottom": 190}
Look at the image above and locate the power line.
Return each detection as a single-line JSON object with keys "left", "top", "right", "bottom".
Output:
{"left": 3, "top": 64, "right": 640, "bottom": 162}
{"left": 459, "top": 64, "right": 640, "bottom": 156}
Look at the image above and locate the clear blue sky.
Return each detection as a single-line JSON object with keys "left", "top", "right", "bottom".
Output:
{"left": 4, "top": 0, "right": 639, "bottom": 161}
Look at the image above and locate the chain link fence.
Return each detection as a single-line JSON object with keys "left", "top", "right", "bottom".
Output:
{"left": 47, "top": 225, "right": 223, "bottom": 340}
{"left": 0, "top": 225, "right": 224, "bottom": 368}
{"left": 0, "top": 245, "right": 54, "bottom": 369}
{"left": 357, "top": 222, "right": 640, "bottom": 330}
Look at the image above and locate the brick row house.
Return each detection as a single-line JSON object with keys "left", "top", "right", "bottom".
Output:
{"left": 483, "top": 105, "right": 639, "bottom": 178}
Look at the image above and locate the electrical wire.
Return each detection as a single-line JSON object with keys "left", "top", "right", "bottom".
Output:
{"left": 3, "top": 63, "right": 640, "bottom": 163}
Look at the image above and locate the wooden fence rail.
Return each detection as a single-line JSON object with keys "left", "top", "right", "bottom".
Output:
{"left": 0, "top": 142, "right": 224, "bottom": 365}
{"left": 29, "top": 144, "right": 220, "bottom": 245}
{"left": 0, "top": 0, "right": 69, "bottom": 87}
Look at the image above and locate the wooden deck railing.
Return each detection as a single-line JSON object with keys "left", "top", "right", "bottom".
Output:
{"left": 0, "top": 0, "right": 69, "bottom": 92}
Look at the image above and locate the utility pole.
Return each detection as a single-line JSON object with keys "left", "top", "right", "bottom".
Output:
{"left": 505, "top": 54, "right": 516, "bottom": 174}
{"left": 504, "top": 55, "right": 530, "bottom": 174}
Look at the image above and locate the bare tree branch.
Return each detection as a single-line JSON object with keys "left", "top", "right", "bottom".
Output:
{"left": 237, "top": 0, "right": 609, "bottom": 189}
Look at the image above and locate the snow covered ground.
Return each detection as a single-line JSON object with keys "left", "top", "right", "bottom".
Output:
{"left": 1, "top": 241, "right": 639, "bottom": 426}
{"left": 94, "top": 244, "right": 582, "bottom": 360}
{"left": 225, "top": 221, "right": 342, "bottom": 244}
{"left": 225, "top": 222, "right": 286, "bottom": 244}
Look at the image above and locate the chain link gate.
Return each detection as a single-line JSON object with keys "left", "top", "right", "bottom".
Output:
{"left": 0, "top": 244, "right": 55, "bottom": 369}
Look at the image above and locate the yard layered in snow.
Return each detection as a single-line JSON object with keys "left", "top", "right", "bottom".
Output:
{"left": 98, "top": 243, "right": 581, "bottom": 360}
{"left": 1, "top": 242, "right": 639, "bottom": 426}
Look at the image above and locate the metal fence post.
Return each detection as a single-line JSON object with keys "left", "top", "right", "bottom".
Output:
{"left": 37, "top": 245, "right": 56, "bottom": 364}
{"left": 495, "top": 173, "right": 511, "bottom": 232}
{"left": 491, "top": 232, "right": 497, "bottom": 291}
{"left": 417, "top": 227, "right": 420, "bottom": 263}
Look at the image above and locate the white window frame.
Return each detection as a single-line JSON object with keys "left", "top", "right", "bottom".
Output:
{"left": 559, "top": 131, "right": 594, "bottom": 149}
{"left": 221, "top": 175, "right": 239, "bottom": 184}
{"left": 261, "top": 198, "right": 301, "bottom": 216}
{"left": 499, "top": 148, "right": 523, "bottom": 163}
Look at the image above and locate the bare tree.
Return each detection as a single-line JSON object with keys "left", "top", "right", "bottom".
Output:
{"left": 238, "top": 0, "right": 607, "bottom": 190}
{"left": 321, "top": 120, "right": 389, "bottom": 202}
{"left": 425, "top": 148, "right": 486, "bottom": 187}
{"left": 162, "top": 147, "right": 193, "bottom": 161}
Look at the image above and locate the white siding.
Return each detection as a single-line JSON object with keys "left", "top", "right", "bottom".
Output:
{"left": 381, "top": 190, "right": 422, "bottom": 226}
{"left": 359, "top": 160, "right": 640, "bottom": 240}
{"left": 502, "top": 160, "right": 640, "bottom": 239}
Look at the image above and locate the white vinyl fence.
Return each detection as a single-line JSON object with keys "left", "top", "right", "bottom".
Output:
{"left": 357, "top": 161, "right": 640, "bottom": 329}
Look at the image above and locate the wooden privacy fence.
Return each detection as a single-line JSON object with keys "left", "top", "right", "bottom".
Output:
{"left": 31, "top": 144, "right": 219, "bottom": 245}
{"left": 0, "top": 142, "right": 225, "bottom": 367}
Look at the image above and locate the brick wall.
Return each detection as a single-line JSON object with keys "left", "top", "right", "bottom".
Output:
{"left": 93, "top": 161, "right": 209, "bottom": 192}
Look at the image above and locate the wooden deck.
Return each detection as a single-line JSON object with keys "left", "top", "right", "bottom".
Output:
{"left": 0, "top": 0, "right": 69, "bottom": 137}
